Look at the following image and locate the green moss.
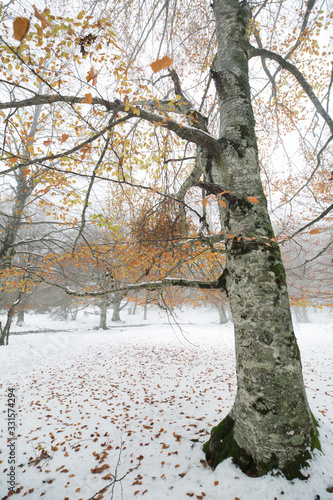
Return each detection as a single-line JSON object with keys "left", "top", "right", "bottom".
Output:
{"left": 203, "top": 412, "right": 321, "bottom": 480}
{"left": 203, "top": 414, "right": 256, "bottom": 473}
{"left": 310, "top": 412, "right": 321, "bottom": 451}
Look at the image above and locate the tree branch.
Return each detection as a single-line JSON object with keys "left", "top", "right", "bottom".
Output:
{"left": 288, "top": 202, "right": 333, "bottom": 240}
{"left": 249, "top": 45, "right": 333, "bottom": 135}
{"left": 34, "top": 274, "right": 226, "bottom": 298}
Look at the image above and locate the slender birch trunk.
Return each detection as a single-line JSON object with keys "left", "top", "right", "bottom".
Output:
{"left": 203, "top": 0, "right": 319, "bottom": 479}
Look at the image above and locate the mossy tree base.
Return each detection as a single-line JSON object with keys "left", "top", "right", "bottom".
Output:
{"left": 203, "top": 413, "right": 320, "bottom": 480}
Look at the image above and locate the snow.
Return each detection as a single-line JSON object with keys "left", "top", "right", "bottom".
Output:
{"left": 0, "top": 307, "right": 332, "bottom": 500}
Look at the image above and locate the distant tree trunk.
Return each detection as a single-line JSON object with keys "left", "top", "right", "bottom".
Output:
{"left": 16, "top": 309, "right": 24, "bottom": 326}
{"left": 128, "top": 302, "right": 136, "bottom": 315}
{"left": 111, "top": 302, "right": 120, "bottom": 322}
{"left": 98, "top": 297, "right": 108, "bottom": 329}
{"left": 143, "top": 304, "right": 148, "bottom": 320}
{"left": 293, "top": 306, "right": 310, "bottom": 323}
{"left": 70, "top": 301, "right": 78, "bottom": 321}
{"left": 0, "top": 295, "right": 21, "bottom": 346}
{"left": 203, "top": 0, "right": 317, "bottom": 479}
{"left": 217, "top": 302, "right": 228, "bottom": 324}
{"left": 112, "top": 292, "right": 125, "bottom": 322}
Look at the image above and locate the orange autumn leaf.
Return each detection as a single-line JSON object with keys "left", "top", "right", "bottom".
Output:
{"left": 33, "top": 5, "right": 54, "bottom": 28}
{"left": 150, "top": 55, "right": 173, "bottom": 73}
{"left": 247, "top": 196, "right": 259, "bottom": 203}
{"left": 214, "top": 481, "right": 219, "bottom": 486}
{"left": 81, "top": 143, "right": 90, "bottom": 150}
{"left": 13, "top": 17, "right": 30, "bottom": 41}
{"left": 219, "top": 199, "right": 227, "bottom": 208}
{"left": 86, "top": 67, "right": 97, "bottom": 85}
{"left": 309, "top": 228, "right": 320, "bottom": 234}
{"left": 59, "top": 133, "right": 69, "bottom": 143}
{"left": 201, "top": 198, "right": 208, "bottom": 207}
{"left": 43, "top": 139, "right": 55, "bottom": 147}
{"left": 80, "top": 143, "right": 92, "bottom": 158}
{"left": 81, "top": 93, "right": 93, "bottom": 104}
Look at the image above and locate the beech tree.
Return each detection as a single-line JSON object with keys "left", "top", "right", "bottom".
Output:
{"left": 1, "top": 0, "right": 332, "bottom": 479}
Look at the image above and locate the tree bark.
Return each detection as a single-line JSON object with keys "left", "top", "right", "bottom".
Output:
{"left": 98, "top": 297, "right": 108, "bottom": 329}
{"left": 111, "top": 296, "right": 121, "bottom": 322}
{"left": 0, "top": 295, "right": 21, "bottom": 346}
{"left": 112, "top": 292, "right": 126, "bottom": 322}
{"left": 217, "top": 302, "right": 228, "bottom": 324}
{"left": 16, "top": 309, "right": 24, "bottom": 326}
{"left": 203, "top": 0, "right": 318, "bottom": 479}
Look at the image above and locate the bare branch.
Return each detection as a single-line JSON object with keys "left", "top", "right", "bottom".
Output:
{"left": 288, "top": 202, "right": 333, "bottom": 240}
{"left": 34, "top": 274, "right": 227, "bottom": 298}
{"left": 72, "top": 135, "right": 111, "bottom": 254}
{"left": 249, "top": 45, "right": 333, "bottom": 135}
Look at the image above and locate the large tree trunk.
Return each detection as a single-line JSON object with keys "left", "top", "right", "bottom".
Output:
{"left": 203, "top": 0, "right": 318, "bottom": 479}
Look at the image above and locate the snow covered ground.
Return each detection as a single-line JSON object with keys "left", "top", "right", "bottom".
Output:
{"left": 0, "top": 307, "right": 332, "bottom": 500}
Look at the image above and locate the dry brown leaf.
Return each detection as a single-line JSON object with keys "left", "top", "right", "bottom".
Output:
{"left": 150, "top": 55, "right": 173, "bottom": 73}
{"left": 91, "top": 464, "right": 110, "bottom": 474}
{"left": 247, "top": 196, "right": 259, "bottom": 203}
{"left": 86, "top": 67, "right": 97, "bottom": 85}
{"left": 59, "top": 133, "right": 70, "bottom": 143}
{"left": 13, "top": 17, "right": 30, "bottom": 41}
{"left": 81, "top": 93, "right": 93, "bottom": 104}
{"left": 102, "top": 473, "right": 113, "bottom": 480}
